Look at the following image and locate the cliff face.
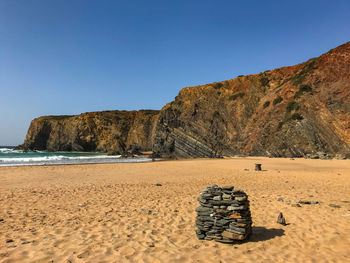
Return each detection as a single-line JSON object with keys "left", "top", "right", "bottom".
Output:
{"left": 153, "top": 42, "right": 350, "bottom": 158}
{"left": 21, "top": 110, "right": 160, "bottom": 154}
{"left": 20, "top": 42, "right": 350, "bottom": 157}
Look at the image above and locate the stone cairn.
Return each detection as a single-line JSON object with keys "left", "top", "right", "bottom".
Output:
{"left": 195, "top": 185, "right": 252, "bottom": 244}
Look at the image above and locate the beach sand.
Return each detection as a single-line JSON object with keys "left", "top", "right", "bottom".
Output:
{"left": 0, "top": 157, "right": 349, "bottom": 262}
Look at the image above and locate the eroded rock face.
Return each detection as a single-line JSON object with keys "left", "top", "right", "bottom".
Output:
{"left": 20, "top": 110, "right": 160, "bottom": 154}
{"left": 153, "top": 42, "right": 350, "bottom": 158}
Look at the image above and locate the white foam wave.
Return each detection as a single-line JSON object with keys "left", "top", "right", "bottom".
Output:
{"left": 0, "top": 148, "right": 12, "bottom": 152}
{"left": 0, "top": 155, "right": 122, "bottom": 163}
{"left": 0, "top": 148, "right": 23, "bottom": 154}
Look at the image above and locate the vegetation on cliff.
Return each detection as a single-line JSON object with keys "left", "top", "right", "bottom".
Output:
{"left": 20, "top": 42, "right": 350, "bottom": 158}
{"left": 153, "top": 42, "right": 350, "bottom": 158}
{"left": 19, "top": 110, "right": 159, "bottom": 154}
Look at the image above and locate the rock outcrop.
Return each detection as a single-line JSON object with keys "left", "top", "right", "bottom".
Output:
{"left": 19, "top": 42, "right": 350, "bottom": 158}
{"left": 153, "top": 42, "right": 350, "bottom": 158}
{"left": 19, "top": 110, "right": 160, "bottom": 154}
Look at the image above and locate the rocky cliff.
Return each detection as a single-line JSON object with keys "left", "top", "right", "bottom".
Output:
{"left": 153, "top": 42, "right": 350, "bottom": 158}
{"left": 20, "top": 110, "right": 160, "bottom": 154}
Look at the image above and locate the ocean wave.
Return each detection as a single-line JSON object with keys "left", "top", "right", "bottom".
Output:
{"left": 0, "top": 148, "right": 14, "bottom": 153}
{"left": 0, "top": 148, "right": 12, "bottom": 152}
{"left": 0, "top": 148, "right": 23, "bottom": 154}
{"left": 0, "top": 154, "right": 122, "bottom": 163}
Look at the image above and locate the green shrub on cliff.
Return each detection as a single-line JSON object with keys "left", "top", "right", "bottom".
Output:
{"left": 229, "top": 92, "right": 245, "bottom": 101}
{"left": 273, "top": 96, "right": 283, "bottom": 105}
{"left": 291, "top": 58, "right": 317, "bottom": 86}
{"left": 260, "top": 77, "right": 269, "bottom": 87}
{"left": 290, "top": 113, "right": 304, "bottom": 120}
{"left": 213, "top": 82, "right": 223, "bottom": 89}
{"left": 294, "top": 85, "right": 312, "bottom": 99}
{"left": 263, "top": 101, "right": 270, "bottom": 108}
{"left": 286, "top": 101, "right": 299, "bottom": 113}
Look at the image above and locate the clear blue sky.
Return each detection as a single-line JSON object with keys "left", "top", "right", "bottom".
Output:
{"left": 1, "top": 0, "right": 349, "bottom": 146}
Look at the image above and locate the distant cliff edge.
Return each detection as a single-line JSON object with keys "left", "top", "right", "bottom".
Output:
{"left": 18, "top": 110, "right": 160, "bottom": 155}
{"left": 153, "top": 42, "right": 350, "bottom": 158}
{"left": 19, "top": 42, "right": 350, "bottom": 158}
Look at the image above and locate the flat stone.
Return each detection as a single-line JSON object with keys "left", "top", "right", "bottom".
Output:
{"left": 154, "top": 183, "right": 162, "bottom": 186}
{"left": 311, "top": 200, "right": 319, "bottom": 204}
{"left": 298, "top": 200, "right": 311, "bottom": 204}
{"left": 227, "top": 205, "right": 246, "bottom": 211}
{"left": 214, "top": 219, "right": 230, "bottom": 226}
{"left": 196, "top": 229, "right": 203, "bottom": 234}
{"left": 222, "top": 230, "right": 245, "bottom": 240}
{"left": 196, "top": 216, "right": 214, "bottom": 222}
{"left": 207, "top": 230, "right": 222, "bottom": 235}
{"left": 197, "top": 225, "right": 210, "bottom": 231}
{"left": 291, "top": 203, "right": 301, "bottom": 207}
{"left": 329, "top": 204, "right": 341, "bottom": 208}
{"left": 227, "top": 228, "right": 247, "bottom": 235}
{"left": 213, "top": 195, "right": 222, "bottom": 201}
{"left": 198, "top": 197, "right": 207, "bottom": 203}
{"left": 215, "top": 209, "right": 229, "bottom": 215}
{"left": 235, "top": 196, "right": 247, "bottom": 202}
{"left": 201, "top": 193, "right": 214, "bottom": 199}
{"left": 222, "top": 186, "right": 234, "bottom": 190}
{"left": 196, "top": 234, "right": 205, "bottom": 240}
{"left": 6, "top": 239, "right": 14, "bottom": 243}
{"left": 208, "top": 200, "right": 237, "bottom": 206}
{"left": 229, "top": 225, "right": 246, "bottom": 234}
{"left": 21, "top": 241, "right": 31, "bottom": 245}
{"left": 222, "top": 193, "right": 232, "bottom": 200}
{"left": 277, "top": 197, "right": 284, "bottom": 202}
{"left": 236, "top": 218, "right": 250, "bottom": 223}
{"left": 195, "top": 206, "right": 213, "bottom": 213}
{"left": 197, "top": 211, "right": 212, "bottom": 216}
{"left": 214, "top": 238, "right": 235, "bottom": 244}
{"left": 229, "top": 213, "right": 242, "bottom": 219}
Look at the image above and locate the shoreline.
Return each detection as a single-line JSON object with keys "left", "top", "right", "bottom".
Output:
{"left": 1, "top": 154, "right": 348, "bottom": 168}
{"left": 1, "top": 157, "right": 349, "bottom": 262}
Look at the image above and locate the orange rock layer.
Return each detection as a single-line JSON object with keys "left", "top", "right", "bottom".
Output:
{"left": 152, "top": 42, "right": 350, "bottom": 157}
{"left": 20, "top": 110, "right": 159, "bottom": 154}
{"left": 20, "top": 42, "right": 350, "bottom": 157}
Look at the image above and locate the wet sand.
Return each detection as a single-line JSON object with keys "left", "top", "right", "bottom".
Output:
{"left": 0, "top": 157, "right": 349, "bottom": 262}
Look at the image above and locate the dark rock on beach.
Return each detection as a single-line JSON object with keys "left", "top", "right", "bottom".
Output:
{"left": 277, "top": 212, "right": 286, "bottom": 226}
{"left": 329, "top": 204, "right": 341, "bottom": 208}
{"left": 195, "top": 185, "right": 252, "bottom": 243}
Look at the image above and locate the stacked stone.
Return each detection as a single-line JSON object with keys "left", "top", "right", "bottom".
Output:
{"left": 195, "top": 185, "right": 252, "bottom": 243}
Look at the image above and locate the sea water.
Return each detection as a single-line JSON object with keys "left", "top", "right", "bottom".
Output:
{"left": 0, "top": 146, "right": 153, "bottom": 167}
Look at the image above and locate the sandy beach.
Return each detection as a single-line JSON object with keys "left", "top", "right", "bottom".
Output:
{"left": 0, "top": 157, "right": 349, "bottom": 263}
